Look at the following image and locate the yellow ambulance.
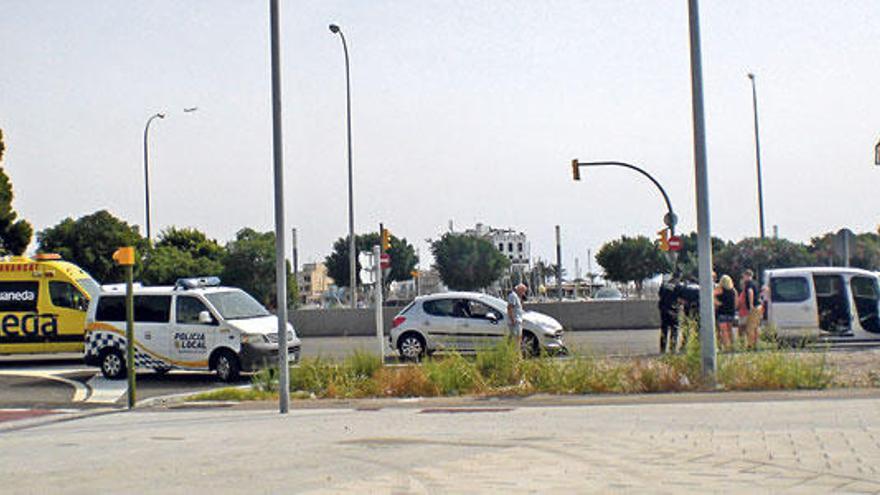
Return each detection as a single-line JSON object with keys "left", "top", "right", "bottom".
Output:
{"left": 0, "top": 254, "right": 100, "bottom": 355}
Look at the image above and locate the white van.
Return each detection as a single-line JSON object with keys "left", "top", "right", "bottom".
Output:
{"left": 83, "top": 277, "right": 301, "bottom": 382}
{"left": 764, "top": 267, "right": 880, "bottom": 341}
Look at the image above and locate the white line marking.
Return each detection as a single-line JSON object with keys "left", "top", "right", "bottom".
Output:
{"left": 85, "top": 375, "right": 128, "bottom": 404}
{"left": 0, "top": 370, "right": 90, "bottom": 402}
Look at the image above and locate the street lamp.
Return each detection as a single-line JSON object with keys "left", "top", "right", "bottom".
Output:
{"left": 329, "top": 23, "right": 357, "bottom": 308}
{"left": 142, "top": 108, "right": 198, "bottom": 244}
{"left": 570, "top": 159, "right": 678, "bottom": 235}
{"left": 143, "top": 112, "right": 165, "bottom": 244}
{"left": 748, "top": 73, "right": 766, "bottom": 239}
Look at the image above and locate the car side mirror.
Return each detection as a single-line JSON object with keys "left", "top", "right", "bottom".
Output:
{"left": 198, "top": 311, "right": 213, "bottom": 324}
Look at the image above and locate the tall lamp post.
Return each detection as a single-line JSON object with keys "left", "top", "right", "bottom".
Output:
{"left": 748, "top": 73, "right": 766, "bottom": 239}
{"left": 142, "top": 107, "right": 198, "bottom": 245}
{"left": 329, "top": 23, "right": 357, "bottom": 309}
{"left": 143, "top": 112, "right": 165, "bottom": 244}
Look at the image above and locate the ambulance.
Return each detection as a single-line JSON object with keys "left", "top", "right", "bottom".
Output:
{"left": 0, "top": 254, "right": 99, "bottom": 355}
{"left": 83, "top": 277, "right": 301, "bottom": 382}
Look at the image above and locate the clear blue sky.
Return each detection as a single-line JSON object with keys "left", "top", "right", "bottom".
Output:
{"left": 2, "top": 1, "right": 878, "bottom": 275}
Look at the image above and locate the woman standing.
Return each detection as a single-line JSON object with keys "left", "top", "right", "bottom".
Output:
{"left": 716, "top": 275, "right": 737, "bottom": 350}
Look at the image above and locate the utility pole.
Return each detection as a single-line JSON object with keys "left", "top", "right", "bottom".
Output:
{"left": 748, "top": 72, "right": 766, "bottom": 239}
{"left": 555, "top": 225, "right": 562, "bottom": 301}
{"left": 291, "top": 228, "right": 298, "bottom": 277}
{"left": 269, "top": 0, "right": 290, "bottom": 413}
{"left": 687, "top": 0, "right": 717, "bottom": 384}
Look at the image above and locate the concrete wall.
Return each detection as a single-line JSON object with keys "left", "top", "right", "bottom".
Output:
{"left": 291, "top": 300, "right": 660, "bottom": 337}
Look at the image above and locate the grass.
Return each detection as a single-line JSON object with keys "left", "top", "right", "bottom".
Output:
{"left": 197, "top": 319, "right": 846, "bottom": 402}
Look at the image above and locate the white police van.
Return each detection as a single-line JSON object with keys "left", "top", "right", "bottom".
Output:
{"left": 84, "top": 277, "right": 301, "bottom": 382}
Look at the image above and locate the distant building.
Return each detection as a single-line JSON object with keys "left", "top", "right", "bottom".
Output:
{"left": 463, "top": 223, "right": 530, "bottom": 269}
{"left": 297, "top": 262, "right": 334, "bottom": 305}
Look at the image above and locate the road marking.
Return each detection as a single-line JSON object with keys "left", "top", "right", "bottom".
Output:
{"left": 85, "top": 375, "right": 128, "bottom": 404}
{"left": 0, "top": 370, "right": 89, "bottom": 402}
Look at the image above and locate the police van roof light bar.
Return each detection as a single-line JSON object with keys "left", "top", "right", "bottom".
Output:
{"left": 174, "top": 277, "right": 221, "bottom": 290}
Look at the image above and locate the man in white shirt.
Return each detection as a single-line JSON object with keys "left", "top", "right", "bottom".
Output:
{"left": 507, "top": 283, "right": 527, "bottom": 341}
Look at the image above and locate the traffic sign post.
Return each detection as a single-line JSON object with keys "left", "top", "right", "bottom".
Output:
{"left": 372, "top": 245, "right": 385, "bottom": 363}
{"left": 112, "top": 247, "right": 136, "bottom": 410}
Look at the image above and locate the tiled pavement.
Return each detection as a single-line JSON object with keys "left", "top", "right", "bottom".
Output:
{"left": 2, "top": 396, "right": 879, "bottom": 493}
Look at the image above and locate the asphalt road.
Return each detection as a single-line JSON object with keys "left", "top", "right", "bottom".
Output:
{"left": 0, "top": 329, "right": 661, "bottom": 409}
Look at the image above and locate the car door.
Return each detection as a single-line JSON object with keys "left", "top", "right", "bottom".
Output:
{"left": 133, "top": 295, "right": 173, "bottom": 366}
{"left": 850, "top": 275, "right": 880, "bottom": 335}
{"left": 768, "top": 275, "right": 817, "bottom": 331}
{"left": 169, "top": 295, "right": 215, "bottom": 369}
{"left": 460, "top": 299, "right": 507, "bottom": 351}
{"left": 420, "top": 298, "right": 460, "bottom": 350}
{"left": 47, "top": 280, "right": 90, "bottom": 353}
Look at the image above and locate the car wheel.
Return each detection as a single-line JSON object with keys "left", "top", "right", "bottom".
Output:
{"left": 521, "top": 332, "right": 540, "bottom": 358}
{"left": 398, "top": 332, "right": 426, "bottom": 361}
{"left": 100, "top": 348, "right": 126, "bottom": 380}
{"left": 214, "top": 350, "right": 241, "bottom": 382}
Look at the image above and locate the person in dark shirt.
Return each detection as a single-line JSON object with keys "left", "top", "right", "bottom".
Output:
{"left": 739, "top": 269, "right": 762, "bottom": 348}
{"left": 658, "top": 274, "right": 680, "bottom": 353}
{"left": 715, "top": 274, "right": 737, "bottom": 350}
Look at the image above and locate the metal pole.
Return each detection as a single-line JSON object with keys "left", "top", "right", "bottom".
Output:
{"left": 291, "top": 228, "right": 298, "bottom": 276}
{"left": 125, "top": 264, "right": 135, "bottom": 409}
{"left": 269, "top": 0, "right": 289, "bottom": 414}
{"left": 687, "top": 0, "right": 716, "bottom": 384}
{"left": 555, "top": 225, "right": 562, "bottom": 301}
{"left": 330, "top": 25, "right": 356, "bottom": 309}
{"left": 748, "top": 73, "right": 766, "bottom": 239}
{"left": 143, "top": 113, "right": 164, "bottom": 244}
{"left": 373, "top": 245, "right": 385, "bottom": 362}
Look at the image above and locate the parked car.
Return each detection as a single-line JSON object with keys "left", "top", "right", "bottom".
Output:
{"left": 593, "top": 287, "right": 624, "bottom": 300}
{"left": 764, "top": 267, "right": 880, "bottom": 342}
{"left": 389, "top": 291, "right": 567, "bottom": 360}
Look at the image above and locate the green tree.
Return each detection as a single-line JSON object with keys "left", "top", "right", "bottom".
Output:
{"left": 325, "top": 232, "right": 419, "bottom": 287}
{"left": 596, "top": 235, "right": 670, "bottom": 293}
{"left": 37, "top": 210, "right": 147, "bottom": 283}
{"left": 808, "top": 231, "right": 880, "bottom": 271}
{"left": 221, "top": 228, "right": 297, "bottom": 310}
{"left": 674, "top": 231, "right": 728, "bottom": 279}
{"left": 0, "top": 129, "right": 33, "bottom": 255}
{"left": 430, "top": 233, "right": 510, "bottom": 291}
{"left": 713, "top": 237, "right": 816, "bottom": 282}
{"left": 140, "top": 227, "right": 225, "bottom": 285}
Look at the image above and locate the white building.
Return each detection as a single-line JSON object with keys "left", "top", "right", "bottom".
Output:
{"left": 464, "top": 223, "right": 530, "bottom": 269}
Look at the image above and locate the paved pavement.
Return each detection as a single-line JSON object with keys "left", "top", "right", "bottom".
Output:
{"left": 2, "top": 394, "right": 880, "bottom": 493}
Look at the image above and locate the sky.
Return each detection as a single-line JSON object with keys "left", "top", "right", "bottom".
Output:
{"left": 1, "top": 1, "right": 879, "bottom": 278}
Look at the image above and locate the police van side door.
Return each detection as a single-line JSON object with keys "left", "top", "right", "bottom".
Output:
{"left": 133, "top": 296, "right": 173, "bottom": 368}
{"left": 169, "top": 295, "right": 215, "bottom": 369}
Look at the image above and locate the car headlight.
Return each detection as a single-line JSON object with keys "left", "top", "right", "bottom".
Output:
{"left": 241, "top": 332, "right": 268, "bottom": 344}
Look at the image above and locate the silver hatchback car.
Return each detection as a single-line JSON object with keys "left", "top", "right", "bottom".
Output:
{"left": 389, "top": 291, "right": 567, "bottom": 360}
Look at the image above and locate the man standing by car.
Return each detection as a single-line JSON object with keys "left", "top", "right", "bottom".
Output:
{"left": 658, "top": 273, "right": 680, "bottom": 353}
{"left": 740, "top": 269, "right": 762, "bottom": 348}
{"left": 507, "top": 284, "right": 527, "bottom": 344}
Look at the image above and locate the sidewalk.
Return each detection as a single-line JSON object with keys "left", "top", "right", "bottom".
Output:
{"left": 3, "top": 391, "right": 880, "bottom": 493}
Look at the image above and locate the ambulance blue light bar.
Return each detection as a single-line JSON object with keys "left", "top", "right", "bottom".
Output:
{"left": 175, "top": 277, "right": 221, "bottom": 290}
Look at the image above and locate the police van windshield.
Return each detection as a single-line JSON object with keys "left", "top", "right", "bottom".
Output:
{"left": 205, "top": 290, "right": 270, "bottom": 320}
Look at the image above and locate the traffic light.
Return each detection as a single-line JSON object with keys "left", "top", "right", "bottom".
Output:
{"left": 571, "top": 159, "right": 581, "bottom": 181}
{"left": 657, "top": 229, "right": 670, "bottom": 252}
{"left": 381, "top": 228, "right": 391, "bottom": 252}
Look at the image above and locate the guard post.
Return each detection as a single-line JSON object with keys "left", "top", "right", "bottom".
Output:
{"left": 112, "top": 246, "right": 136, "bottom": 409}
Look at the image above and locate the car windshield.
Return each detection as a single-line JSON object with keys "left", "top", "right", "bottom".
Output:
{"left": 77, "top": 277, "right": 101, "bottom": 300}
{"left": 205, "top": 290, "right": 270, "bottom": 320}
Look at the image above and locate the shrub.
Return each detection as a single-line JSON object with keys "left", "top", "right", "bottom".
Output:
{"left": 423, "top": 352, "right": 483, "bottom": 395}
{"left": 474, "top": 338, "right": 523, "bottom": 387}
{"left": 345, "top": 349, "right": 383, "bottom": 380}
{"left": 374, "top": 366, "right": 438, "bottom": 397}
{"left": 252, "top": 366, "right": 280, "bottom": 392}
{"left": 718, "top": 351, "right": 833, "bottom": 390}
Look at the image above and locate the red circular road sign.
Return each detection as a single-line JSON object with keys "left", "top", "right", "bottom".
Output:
{"left": 668, "top": 236, "right": 682, "bottom": 252}
{"left": 380, "top": 253, "right": 391, "bottom": 269}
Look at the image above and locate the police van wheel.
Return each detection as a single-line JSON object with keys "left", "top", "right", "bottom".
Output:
{"left": 100, "top": 349, "right": 126, "bottom": 380}
{"left": 214, "top": 350, "right": 241, "bottom": 383}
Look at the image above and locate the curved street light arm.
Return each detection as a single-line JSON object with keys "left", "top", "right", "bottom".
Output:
{"left": 573, "top": 160, "right": 676, "bottom": 235}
